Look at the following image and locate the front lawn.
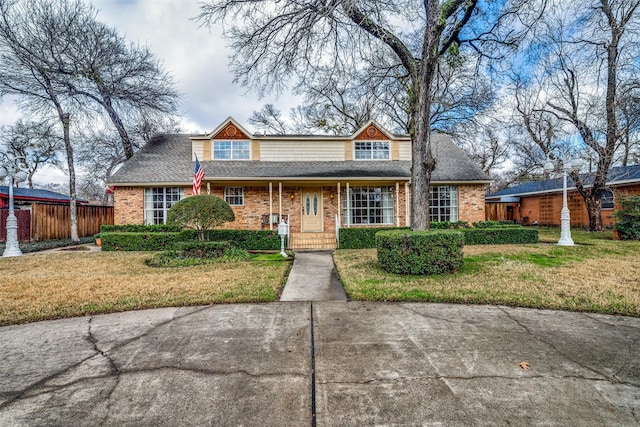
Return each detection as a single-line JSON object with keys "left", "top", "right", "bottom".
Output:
{"left": 0, "top": 251, "right": 292, "bottom": 325}
{"left": 333, "top": 228, "right": 640, "bottom": 317}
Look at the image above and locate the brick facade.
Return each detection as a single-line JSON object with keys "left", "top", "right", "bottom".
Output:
{"left": 113, "top": 187, "right": 144, "bottom": 225}
{"left": 457, "top": 184, "right": 487, "bottom": 224}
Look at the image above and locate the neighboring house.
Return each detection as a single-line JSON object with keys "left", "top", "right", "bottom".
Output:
{"left": 0, "top": 186, "right": 86, "bottom": 209}
{"left": 109, "top": 118, "right": 490, "bottom": 249}
{"left": 485, "top": 164, "right": 640, "bottom": 227}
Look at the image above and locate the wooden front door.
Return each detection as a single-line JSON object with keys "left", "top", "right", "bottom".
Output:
{"left": 301, "top": 188, "right": 323, "bottom": 232}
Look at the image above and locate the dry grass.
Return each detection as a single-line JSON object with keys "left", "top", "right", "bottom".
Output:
{"left": 334, "top": 229, "right": 640, "bottom": 316}
{"left": 0, "top": 251, "right": 291, "bottom": 325}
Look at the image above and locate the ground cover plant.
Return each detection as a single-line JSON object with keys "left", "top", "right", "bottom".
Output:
{"left": 333, "top": 228, "right": 640, "bottom": 317}
{"left": 0, "top": 251, "right": 292, "bottom": 325}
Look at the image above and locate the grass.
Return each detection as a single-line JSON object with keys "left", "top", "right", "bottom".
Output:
{"left": 0, "top": 251, "right": 292, "bottom": 326}
{"left": 333, "top": 228, "right": 640, "bottom": 317}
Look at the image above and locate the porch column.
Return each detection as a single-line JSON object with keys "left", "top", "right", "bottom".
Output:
{"left": 395, "top": 182, "right": 400, "bottom": 227}
{"left": 278, "top": 182, "right": 283, "bottom": 222}
{"left": 337, "top": 182, "right": 341, "bottom": 227}
{"left": 405, "top": 181, "right": 410, "bottom": 227}
{"left": 345, "top": 182, "right": 350, "bottom": 228}
{"left": 269, "top": 182, "right": 273, "bottom": 231}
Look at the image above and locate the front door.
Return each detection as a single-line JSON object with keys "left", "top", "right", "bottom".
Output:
{"left": 301, "top": 188, "right": 323, "bottom": 232}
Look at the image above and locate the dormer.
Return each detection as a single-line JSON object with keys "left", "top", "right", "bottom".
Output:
{"left": 346, "top": 121, "right": 400, "bottom": 161}
{"left": 190, "top": 117, "right": 258, "bottom": 161}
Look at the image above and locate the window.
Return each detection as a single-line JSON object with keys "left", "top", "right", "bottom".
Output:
{"left": 343, "top": 186, "right": 394, "bottom": 225}
{"left": 144, "top": 187, "right": 183, "bottom": 224}
{"left": 429, "top": 185, "right": 458, "bottom": 222}
{"left": 601, "top": 190, "right": 614, "bottom": 209}
{"left": 213, "top": 141, "right": 250, "bottom": 160}
{"left": 354, "top": 141, "right": 390, "bottom": 160}
{"left": 224, "top": 187, "right": 244, "bottom": 206}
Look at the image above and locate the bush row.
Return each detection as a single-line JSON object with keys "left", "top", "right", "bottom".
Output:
{"left": 100, "top": 224, "right": 183, "bottom": 233}
{"left": 376, "top": 230, "right": 464, "bottom": 275}
{"left": 204, "top": 229, "right": 280, "bottom": 250}
{"left": 339, "top": 226, "right": 538, "bottom": 248}
{"left": 0, "top": 236, "right": 95, "bottom": 254}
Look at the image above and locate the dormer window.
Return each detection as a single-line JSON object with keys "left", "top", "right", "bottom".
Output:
{"left": 354, "top": 141, "right": 390, "bottom": 160}
{"left": 213, "top": 140, "right": 250, "bottom": 160}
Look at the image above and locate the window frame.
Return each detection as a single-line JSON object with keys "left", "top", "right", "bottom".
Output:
{"left": 601, "top": 190, "right": 614, "bottom": 210}
{"left": 429, "top": 185, "right": 458, "bottom": 223}
{"left": 144, "top": 187, "right": 184, "bottom": 225}
{"left": 224, "top": 187, "right": 244, "bottom": 206}
{"left": 354, "top": 141, "right": 390, "bottom": 160}
{"left": 343, "top": 186, "right": 395, "bottom": 225}
{"left": 213, "top": 140, "right": 250, "bottom": 160}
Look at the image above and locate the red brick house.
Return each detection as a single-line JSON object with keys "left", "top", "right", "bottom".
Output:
{"left": 485, "top": 164, "right": 640, "bottom": 227}
{"left": 109, "top": 118, "right": 490, "bottom": 249}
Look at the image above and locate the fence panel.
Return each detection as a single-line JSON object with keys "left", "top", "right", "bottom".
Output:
{"left": 0, "top": 210, "right": 31, "bottom": 241}
{"left": 31, "top": 203, "right": 114, "bottom": 241}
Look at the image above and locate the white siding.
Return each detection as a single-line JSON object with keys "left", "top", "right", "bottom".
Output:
{"left": 192, "top": 141, "right": 204, "bottom": 161}
{"left": 399, "top": 140, "right": 411, "bottom": 161}
{"left": 260, "top": 140, "right": 344, "bottom": 161}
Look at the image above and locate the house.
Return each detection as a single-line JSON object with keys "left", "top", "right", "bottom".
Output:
{"left": 0, "top": 185, "right": 86, "bottom": 209}
{"left": 485, "top": 164, "right": 640, "bottom": 227}
{"left": 109, "top": 118, "right": 490, "bottom": 249}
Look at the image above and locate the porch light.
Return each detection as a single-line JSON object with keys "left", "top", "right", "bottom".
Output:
{"left": 544, "top": 157, "right": 584, "bottom": 246}
{"left": 0, "top": 158, "right": 28, "bottom": 257}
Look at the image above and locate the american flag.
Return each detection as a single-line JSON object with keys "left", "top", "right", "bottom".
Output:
{"left": 193, "top": 155, "right": 205, "bottom": 195}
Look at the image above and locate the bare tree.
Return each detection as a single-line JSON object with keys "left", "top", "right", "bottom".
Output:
{"left": 0, "top": 119, "right": 62, "bottom": 188}
{"left": 198, "top": 0, "right": 542, "bottom": 230}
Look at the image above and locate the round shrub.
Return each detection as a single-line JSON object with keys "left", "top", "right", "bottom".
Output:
{"left": 167, "top": 195, "right": 235, "bottom": 241}
{"left": 376, "top": 229, "right": 464, "bottom": 275}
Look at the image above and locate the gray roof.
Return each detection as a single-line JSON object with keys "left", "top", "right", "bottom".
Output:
{"left": 109, "top": 133, "right": 489, "bottom": 184}
{"left": 0, "top": 186, "right": 87, "bottom": 204}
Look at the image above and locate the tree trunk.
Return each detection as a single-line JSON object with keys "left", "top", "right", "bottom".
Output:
{"left": 96, "top": 81, "right": 135, "bottom": 159}
{"left": 585, "top": 196, "right": 603, "bottom": 232}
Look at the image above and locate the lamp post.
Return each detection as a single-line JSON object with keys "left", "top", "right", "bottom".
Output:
{"left": 0, "top": 159, "right": 28, "bottom": 257}
{"left": 543, "top": 158, "right": 583, "bottom": 246}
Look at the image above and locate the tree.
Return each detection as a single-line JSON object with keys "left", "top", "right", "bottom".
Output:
{"left": 198, "top": 0, "right": 540, "bottom": 230}
{"left": 0, "top": 0, "right": 90, "bottom": 241}
{"left": 167, "top": 195, "right": 235, "bottom": 241}
{"left": 511, "top": 0, "right": 640, "bottom": 231}
{"left": 0, "top": 119, "right": 62, "bottom": 188}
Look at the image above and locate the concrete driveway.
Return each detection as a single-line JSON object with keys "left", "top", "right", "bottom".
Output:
{"left": 1, "top": 302, "right": 639, "bottom": 426}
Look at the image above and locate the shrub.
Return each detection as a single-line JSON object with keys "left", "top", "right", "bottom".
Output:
{"left": 430, "top": 221, "right": 470, "bottom": 229}
{"left": 205, "top": 229, "right": 281, "bottom": 250}
{"left": 472, "top": 220, "right": 517, "bottom": 228}
{"left": 615, "top": 195, "right": 640, "bottom": 240}
{"left": 173, "top": 240, "right": 231, "bottom": 258}
{"left": 376, "top": 230, "right": 464, "bottom": 275}
{"left": 339, "top": 227, "right": 409, "bottom": 249}
{"left": 100, "top": 224, "right": 183, "bottom": 233}
{"left": 462, "top": 228, "right": 538, "bottom": 245}
{"left": 167, "top": 195, "right": 235, "bottom": 241}
{"left": 100, "top": 230, "right": 196, "bottom": 251}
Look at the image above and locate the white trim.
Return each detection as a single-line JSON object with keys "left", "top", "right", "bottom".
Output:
{"left": 405, "top": 181, "right": 410, "bottom": 227}
{"left": 395, "top": 182, "right": 400, "bottom": 227}
{"left": 269, "top": 182, "right": 273, "bottom": 231}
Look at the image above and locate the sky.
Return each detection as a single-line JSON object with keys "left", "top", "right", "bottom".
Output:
{"left": 0, "top": 0, "right": 303, "bottom": 186}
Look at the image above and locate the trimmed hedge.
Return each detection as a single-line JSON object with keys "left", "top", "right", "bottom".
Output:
{"left": 205, "top": 229, "right": 280, "bottom": 250}
{"left": 340, "top": 226, "right": 538, "bottom": 248}
{"left": 100, "top": 230, "right": 197, "bottom": 251}
{"left": 100, "top": 224, "right": 183, "bottom": 233}
{"left": 472, "top": 220, "right": 517, "bottom": 228}
{"left": 615, "top": 195, "right": 640, "bottom": 240}
{"left": 376, "top": 230, "right": 464, "bottom": 275}
{"left": 463, "top": 228, "right": 538, "bottom": 245}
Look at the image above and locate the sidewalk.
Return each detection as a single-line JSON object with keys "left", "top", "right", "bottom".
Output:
{"left": 280, "top": 251, "right": 347, "bottom": 302}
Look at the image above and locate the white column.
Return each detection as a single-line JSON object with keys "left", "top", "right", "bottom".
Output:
{"left": 395, "top": 182, "right": 400, "bottom": 227}
{"left": 345, "top": 182, "right": 350, "bottom": 227}
{"left": 558, "top": 170, "right": 575, "bottom": 246}
{"left": 337, "top": 182, "right": 341, "bottom": 227}
{"left": 269, "top": 182, "right": 273, "bottom": 231}
{"left": 278, "top": 182, "right": 283, "bottom": 223}
{"left": 405, "top": 182, "right": 410, "bottom": 227}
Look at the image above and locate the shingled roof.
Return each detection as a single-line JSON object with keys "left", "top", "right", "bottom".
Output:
{"left": 487, "top": 164, "right": 640, "bottom": 200}
{"left": 109, "top": 133, "right": 489, "bottom": 185}
{"left": 0, "top": 186, "right": 87, "bottom": 204}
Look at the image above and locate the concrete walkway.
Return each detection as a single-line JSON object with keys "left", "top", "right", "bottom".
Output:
{"left": 1, "top": 303, "right": 638, "bottom": 426}
{"left": 280, "top": 251, "right": 347, "bottom": 302}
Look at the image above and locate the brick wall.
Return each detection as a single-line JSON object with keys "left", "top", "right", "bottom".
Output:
{"left": 113, "top": 187, "right": 144, "bottom": 225}
{"left": 458, "top": 184, "right": 487, "bottom": 224}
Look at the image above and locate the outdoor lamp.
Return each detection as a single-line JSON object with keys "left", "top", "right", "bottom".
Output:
{"left": 1, "top": 159, "right": 28, "bottom": 257}
{"left": 544, "top": 157, "right": 584, "bottom": 246}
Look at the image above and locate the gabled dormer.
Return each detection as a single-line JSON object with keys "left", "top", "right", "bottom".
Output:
{"left": 190, "top": 117, "right": 258, "bottom": 161}
{"left": 346, "top": 121, "right": 400, "bottom": 161}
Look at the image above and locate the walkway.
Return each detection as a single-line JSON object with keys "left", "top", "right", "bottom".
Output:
{"left": 1, "top": 303, "right": 638, "bottom": 425}
{"left": 280, "top": 251, "right": 347, "bottom": 301}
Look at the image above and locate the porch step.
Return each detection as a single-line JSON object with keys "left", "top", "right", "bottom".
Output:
{"left": 289, "top": 232, "right": 337, "bottom": 250}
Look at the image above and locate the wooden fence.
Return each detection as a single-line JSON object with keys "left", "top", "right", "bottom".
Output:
{"left": 0, "top": 210, "right": 31, "bottom": 241}
{"left": 1, "top": 203, "right": 113, "bottom": 242}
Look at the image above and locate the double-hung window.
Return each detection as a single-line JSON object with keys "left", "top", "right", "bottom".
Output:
{"left": 354, "top": 141, "right": 390, "bottom": 160}
{"left": 429, "top": 185, "right": 458, "bottom": 222}
{"left": 224, "top": 187, "right": 244, "bottom": 206}
{"left": 601, "top": 190, "right": 614, "bottom": 209}
{"left": 213, "top": 141, "right": 250, "bottom": 160}
{"left": 343, "top": 186, "right": 394, "bottom": 225}
{"left": 144, "top": 187, "right": 184, "bottom": 224}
